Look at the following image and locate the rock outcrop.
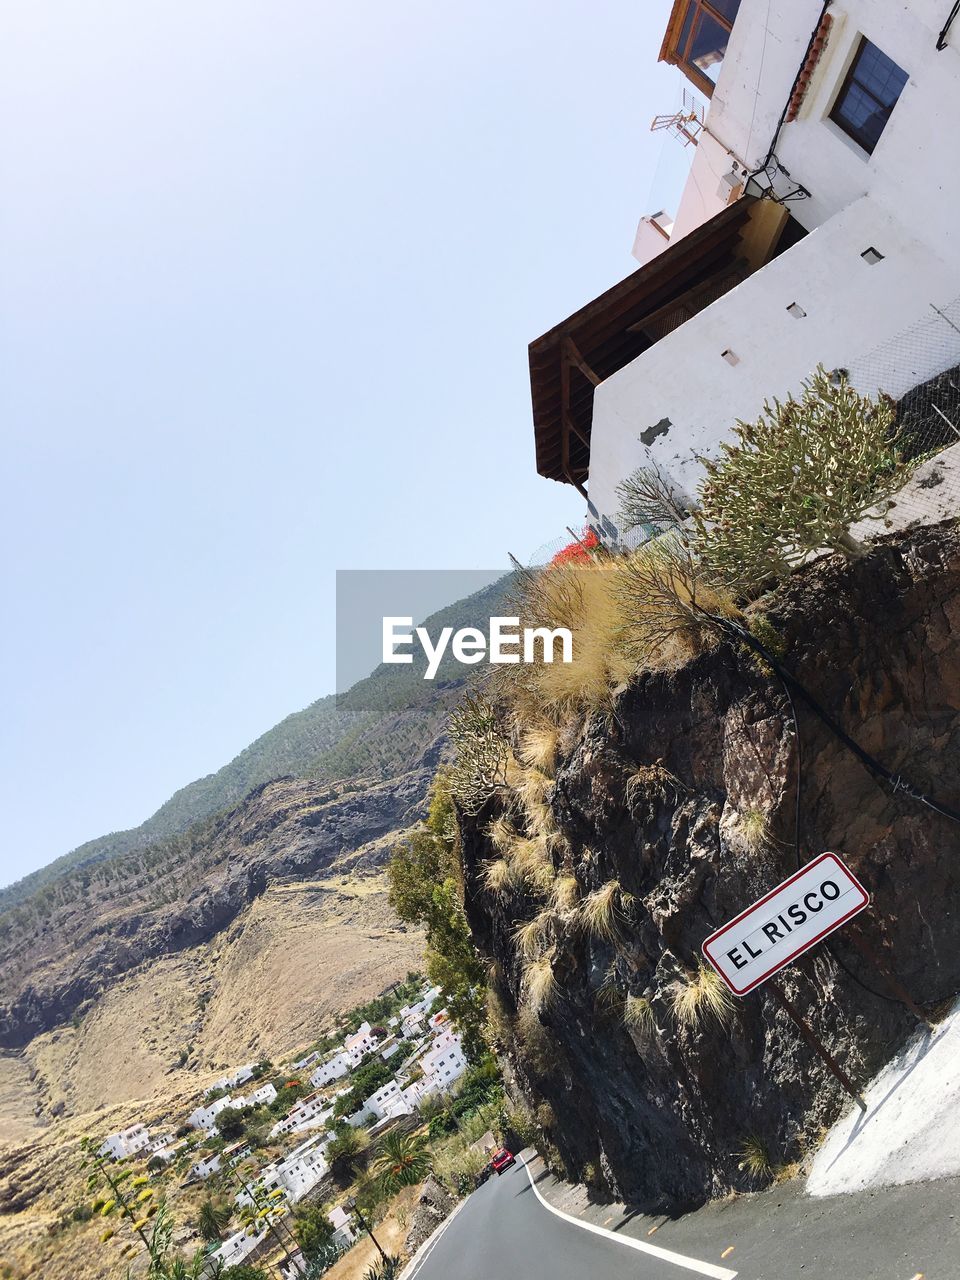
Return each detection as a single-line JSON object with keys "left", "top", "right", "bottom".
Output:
{"left": 460, "top": 524, "right": 960, "bottom": 1210}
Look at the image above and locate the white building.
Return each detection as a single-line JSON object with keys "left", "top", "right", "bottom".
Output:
{"left": 269, "top": 1090, "right": 333, "bottom": 1138}
{"left": 189, "top": 1150, "right": 222, "bottom": 1181}
{"left": 399, "top": 986, "right": 441, "bottom": 1024}
{"left": 208, "top": 1063, "right": 257, "bottom": 1094}
{"left": 293, "top": 1050, "right": 321, "bottom": 1071}
{"left": 529, "top": 0, "right": 960, "bottom": 534}
{"left": 147, "top": 1142, "right": 182, "bottom": 1165}
{"left": 145, "top": 1132, "right": 175, "bottom": 1155}
{"left": 364, "top": 1078, "right": 406, "bottom": 1121}
{"left": 310, "top": 1051, "right": 352, "bottom": 1088}
{"left": 248, "top": 1082, "right": 278, "bottom": 1107}
{"left": 98, "top": 1124, "right": 151, "bottom": 1161}
{"left": 187, "top": 1094, "right": 234, "bottom": 1132}
{"left": 420, "top": 1030, "right": 468, "bottom": 1093}
{"left": 379, "top": 1037, "right": 402, "bottom": 1061}
{"left": 210, "top": 1227, "right": 267, "bottom": 1272}
{"left": 343, "top": 1022, "right": 377, "bottom": 1065}
{"left": 328, "top": 1205, "right": 358, "bottom": 1249}
{"left": 236, "top": 1135, "right": 330, "bottom": 1208}
{"left": 223, "top": 1139, "right": 253, "bottom": 1166}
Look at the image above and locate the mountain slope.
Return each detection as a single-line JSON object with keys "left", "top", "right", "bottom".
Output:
{"left": 0, "top": 573, "right": 515, "bottom": 913}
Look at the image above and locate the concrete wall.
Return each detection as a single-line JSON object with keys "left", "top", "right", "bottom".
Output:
{"left": 588, "top": 195, "right": 960, "bottom": 522}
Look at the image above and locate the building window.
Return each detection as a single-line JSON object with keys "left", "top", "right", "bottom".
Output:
{"left": 661, "top": 0, "right": 741, "bottom": 98}
{"left": 830, "top": 38, "right": 907, "bottom": 153}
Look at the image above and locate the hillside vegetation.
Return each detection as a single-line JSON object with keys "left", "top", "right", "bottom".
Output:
{"left": 0, "top": 574, "right": 514, "bottom": 915}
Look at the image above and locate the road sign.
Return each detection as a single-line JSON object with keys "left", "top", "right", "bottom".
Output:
{"left": 702, "top": 852, "right": 870, "bottom": 996}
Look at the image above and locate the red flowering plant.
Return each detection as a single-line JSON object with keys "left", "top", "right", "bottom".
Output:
{"left": 550, "top": 526, "right": 600, "bottom": 567}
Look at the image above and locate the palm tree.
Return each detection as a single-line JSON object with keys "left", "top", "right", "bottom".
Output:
{"left": 197, "top": 1197, "right": 232, "bottom": 1242}
{"left": 371, "top": 1131, "right": 431, "bottom": 1196}
{"left": 327, "top": 1126, "right": 369, "bottom": 1187}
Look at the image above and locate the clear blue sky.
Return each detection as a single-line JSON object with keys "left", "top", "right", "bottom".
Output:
{"left": 0, "top": 0, "right": 688, "bottom": 886}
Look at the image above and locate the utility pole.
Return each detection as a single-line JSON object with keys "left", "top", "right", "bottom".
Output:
{"left": 768, "top": 979, "right": 867, "bottom": 1111}
{"left": 345, "top": 1194, "right": 389, "bottom": 1264}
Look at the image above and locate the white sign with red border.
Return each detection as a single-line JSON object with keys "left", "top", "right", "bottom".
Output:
{"left": 702, "top": 852, "right": 870, "bottom": 996}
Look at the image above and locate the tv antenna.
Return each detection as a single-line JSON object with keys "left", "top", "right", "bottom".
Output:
{"left": 651, "top": 88, "right": 704, "bottom": 147}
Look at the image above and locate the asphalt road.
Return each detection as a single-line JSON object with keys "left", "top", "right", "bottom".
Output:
{"left": 406, "top": 1157, "right": 736, "bottom": 1280}
{"left": 407, "top": 1154, "right": 960, "bottom": 1280}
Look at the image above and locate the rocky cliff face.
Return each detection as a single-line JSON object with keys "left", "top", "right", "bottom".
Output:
{"left": 460, "top": 524, "right": 960, "bottom": 1210}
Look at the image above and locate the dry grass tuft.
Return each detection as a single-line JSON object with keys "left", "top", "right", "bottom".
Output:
{"left": 490, "top": 561, "right": 636, "bottom": 720}
{"left": 519, "top": 725, "right": 560, "bottom": 777}
{"left": 550, "top": 874, "right": 581, "bottom": 912}
{"left": 483, "top": 858, "right": 517, "bottom": 896}
{"left": 517, "top": 767, "right": 552, "bottom": 809}
{"left": 579, "top": 880, "right": 634, "bottom": 943}
{"left": 511, "top": 836, "right": 555, "bottom": 894}
{"left": 524, "top": 797, "right": 557, "bottom": 839}
{"left": 616, "top": 535, "right": 741, "bottom": 669}
{"left": 737, "top": 1134, "right": 773, "bottom": 1180}
{"left": 671, "top": 962, "right": 735, "bottom": 1030}
{"left": 736, "top": 806, "right": 771, "bottom": 854}
{"left": 524, "top": 954, "right": 559, "bottom": 1015}
{"left": 623, "top": 994, "right": 655, "bottom": 1032}
{"left": 513, "top": 910, "right": 556, "bottom": 961}
{"left": 625, "top": 760, "right": 684, "bottom": 805}
{"left": 487, "top": 814, "right": 519, "bottom": 853}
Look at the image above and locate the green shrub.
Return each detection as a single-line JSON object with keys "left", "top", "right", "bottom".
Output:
{"left": 696, "top": 366, "right": 905, "bottom": 586}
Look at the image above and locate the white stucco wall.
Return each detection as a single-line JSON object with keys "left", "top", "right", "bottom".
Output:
{"left": 588, "top": 194, "right": 960, "bottom": 523}
{"left": 668, "top": 0, "right": 960, "bottom": 254}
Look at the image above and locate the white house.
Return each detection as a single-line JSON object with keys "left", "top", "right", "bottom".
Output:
{"left": 399, "top": 986, "right": 441, "bottom": 1024}
{"left": 210, "top": 1226, "right": 267, "bottom": 1272}
{"left": 328, "top": 1205, "right": 358, "bottom": 1249}
{"left": 364, "top": 1078, "right": 406, "bottom": 1121}
{"left": 420, "top": 1031, "right": 467, "bottom": 1093}
{"left": 343, "top": 1022, "right": 377, "bottom": 1065}
{"left": 187, "top": 1095, "right": 234, "bottom": 1131}
{"left": 293, "top": 1050, "right": 321, "bottom": 1071}
{"left": 208, "top": 1063, "right": 257, "bottom": 1094}
{"left": 529, "top": 0, "right": 960, "bottom": 535}
{"left": 98, "top": 1124, "right": 151, "bottom": 1161}
{"left": 145, "top": 1132, "right": 175, "bottom": 1155}
{"left": 147, "top": 1142, "right": 181, "bottom": 1165}
{"left": 223, "top": 1139, "right": 253, "bottom": 1166}
{"left": 310, "top": 1051, "right": 352, "bottom": 1088}
{"left": 189, "top": 1150, "right": 222, "bottom": 1181}
{"left": 248, "top": 1082, "right": 278, "bottom": 1107}
{"left": 269, "top": 1090, "right": 333, "bottom": 1138}
{"left": 237, "top": 1135, "right": 330, "bottom": 1208}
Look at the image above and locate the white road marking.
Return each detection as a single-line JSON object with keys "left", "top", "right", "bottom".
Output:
{"left": 520, "top": 1155, "right": 739, "bottom": 1280}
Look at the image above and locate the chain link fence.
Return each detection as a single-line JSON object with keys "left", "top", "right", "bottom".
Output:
{"left": 848, "top": 297, "right": 960, "bottom": 457}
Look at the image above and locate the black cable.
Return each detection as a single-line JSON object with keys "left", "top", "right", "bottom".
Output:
{"left": 716, "top": 614, "right": 942, "bottom": 1006}
{"left": 708, "top": 613, "right": 960, "bottom": 827}
{"left": 745, "top": 0, "right": 832, "bottom": 193}
{"left": 827, "top": 945, "right": 906, "bottom": 1005}
{"left": 782, "top": 678, "right": 803, "bottom": 871}
{"left": 938, "top": 0, "right": 960, "bottom": 49}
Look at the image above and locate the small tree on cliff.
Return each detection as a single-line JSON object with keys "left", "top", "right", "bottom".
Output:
{"left": 695, "top": 366, "right": 905, "bottom": 586}
{"left": 387, "top": 771, "right": 488, "bottom": 1060}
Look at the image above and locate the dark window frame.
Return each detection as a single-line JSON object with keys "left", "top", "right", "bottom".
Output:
{"left": 664, "top": 0, "right": 741, "bottom": 99}
{"left": 829, "top": 36, "right": 908, "bottom": 154}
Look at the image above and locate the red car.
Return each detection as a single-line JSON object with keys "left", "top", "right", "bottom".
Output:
{"left": 490, "top": 1147, "right": 516, "bottom": 1175}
